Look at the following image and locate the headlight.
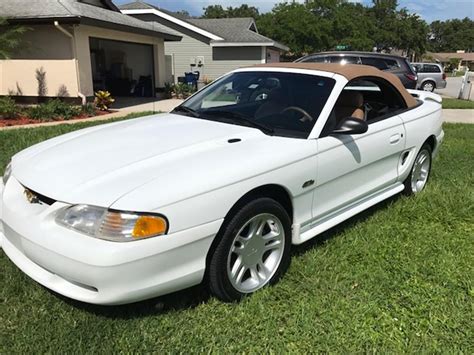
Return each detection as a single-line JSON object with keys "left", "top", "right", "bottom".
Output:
{"left": 3, "top": 162, "right": 12, "bottom": 185}
{"left": 55, "top": 205, "right": 168, "bottom": 242}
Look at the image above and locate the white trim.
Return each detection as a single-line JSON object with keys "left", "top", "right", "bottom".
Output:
{"left": 211, "top": 41, "right": 289, "bottom": 51}
{"left": 121, "top": 9, "right": 224, "bottom": 41}
{"left": 261, "top": 46, "right": 266, "bottom": 64}
{"left": 210, "top": 41, "right": 274, "bottom": 47}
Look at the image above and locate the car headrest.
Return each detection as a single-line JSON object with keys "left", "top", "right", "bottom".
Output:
{"left": 337, "top": 91, "right": 364, "bottom": 108}
{"left": 262, "top": 77, "right": 281, "bottom": 90}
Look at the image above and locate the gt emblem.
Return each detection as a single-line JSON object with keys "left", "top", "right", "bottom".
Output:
{"left": 24, "top": 189, "right": 41, "bottom": 204}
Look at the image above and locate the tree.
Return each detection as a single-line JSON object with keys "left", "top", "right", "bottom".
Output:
{"left": 328, "top": 1, "right": 375, "bottom": 51}
{"left": 397, "top": 10, "right": 429, "bottom": 58}
{"left": 175, "top": 10, "right": 191, "bottom": 19}
{"left": 257, "top": 0, "right": 375, "bottom": 57}
{"left": 428, "top": 18, "right": 474, "bottom": 52}
{"left": 257, "top": 2, "right": 332, "bottom": 57}
{"left": 367, "top": 0, "right": 400, "bottom": 52}
{"left": 227, "top": 5, "right": 259, "bottom": 19}
{"left": 202, "top": 4, "right": 259, "bottom": 19}
{"left": 202, "top": 5, "right": 226, "bottom": 18}
{"left": 0, "top": 17, "right": 28, "bottom": 59}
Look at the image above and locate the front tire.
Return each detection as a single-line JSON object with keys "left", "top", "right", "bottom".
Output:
{"left": 403, "top": 143, "right": 432, "bottom": 195}
{"left": 421, "top": 80, "right": 435, "bottom": 92}
{"left": 208, "top": 198, "right": 291, "bottom": 302}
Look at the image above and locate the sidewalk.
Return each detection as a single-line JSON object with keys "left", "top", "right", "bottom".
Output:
{"left": 443, "top": 109, "right": 474, "bottom": 124}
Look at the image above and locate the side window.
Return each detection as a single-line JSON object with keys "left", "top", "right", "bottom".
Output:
{"left": 344, "top": 78, "right": 406, "bottom": 122}
{"left": 384, "top": 59, "right": 400, "bottom": 70}
{"left": 360, "top": 57, "right": 388, "bottom": 70}
{"left": 322, "top": 77, "right": 407, "bottom": 135}
{"left": 423, "top": 64, "right": 441, "bottom": 73}
{"left": 360, "top": 57, "right": 400, "bottom": 71}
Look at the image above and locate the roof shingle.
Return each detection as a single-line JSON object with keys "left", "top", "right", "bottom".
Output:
{"left": 0, "top": 0, "right": 181, "bottom": 40}
{"left": 118, "top": 1, "right": 288, "bottom": 50}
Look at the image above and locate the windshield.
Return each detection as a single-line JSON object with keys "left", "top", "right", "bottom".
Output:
{"left": 175, "top": 71, "right": 336, "bottom": 138}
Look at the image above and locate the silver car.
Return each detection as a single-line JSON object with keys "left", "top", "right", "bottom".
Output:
{"left": 412, "top": 63, "right": 447, "bottom": 92}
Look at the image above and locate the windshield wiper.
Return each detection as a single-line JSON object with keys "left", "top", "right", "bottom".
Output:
{"left": 202, "top": 110, "right": 274, "bottom": 135}
{"left": 171, "top": 105, "right": 200, "bottom": 118}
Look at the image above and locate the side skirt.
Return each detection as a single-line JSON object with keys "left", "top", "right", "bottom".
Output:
{"left": 292, "top": 183, "right": 404, "bottom": 245}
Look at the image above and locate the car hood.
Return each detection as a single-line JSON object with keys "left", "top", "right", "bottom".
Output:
{"left": 12, "top": 113, "right": 309, "bottom": 209}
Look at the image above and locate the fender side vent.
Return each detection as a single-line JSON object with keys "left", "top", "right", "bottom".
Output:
{"left": 401, "top": 152, "right": 410, "bottom": 165}
{"left": 228, "top": 138, "right": 241, "bottom": 144}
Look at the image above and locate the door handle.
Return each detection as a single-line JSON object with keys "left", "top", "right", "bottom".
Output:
{"left": 390, "top": 133, "right": 401, "bottom": 144}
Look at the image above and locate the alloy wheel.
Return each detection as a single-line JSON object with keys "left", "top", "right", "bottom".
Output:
{"left": 410, "top": 148, "right": 431, "bottom": 193}
{"left": 226, "top": 213, "right": 285, "bottom": 293}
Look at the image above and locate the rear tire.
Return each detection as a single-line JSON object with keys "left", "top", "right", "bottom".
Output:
{"left": 208, "top": 197, "right": 291, "bottom": 302}
{"left": 421, "top": 81, "right": 435, "bottom": 92}
{"left": 403, "top": 143, "right": 432, "bottom": 195}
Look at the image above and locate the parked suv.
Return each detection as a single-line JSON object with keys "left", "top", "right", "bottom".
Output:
{"left": 296, "top": 51, "right": 418, "bottom": 89}
{"left": 411, "top": 63, "right": 447, "bottom": 92}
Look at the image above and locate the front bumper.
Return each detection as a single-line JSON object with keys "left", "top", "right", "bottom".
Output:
{"left": 0, "top": 177, "right": 222, "bottom": 305}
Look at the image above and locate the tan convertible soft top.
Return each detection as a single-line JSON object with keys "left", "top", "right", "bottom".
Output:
{"left": 253, "top": 62, "right": 418, "bottom": 108}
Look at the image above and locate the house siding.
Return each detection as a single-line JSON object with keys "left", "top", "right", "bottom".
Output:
{"left": 129, "top": 13, "right": 266, "bottom": 83}
{"left": 0, "top": 25, "right": 78, "bottom": 97}
{"left": 0, "top": 24, "right": 168, "bottom": 98}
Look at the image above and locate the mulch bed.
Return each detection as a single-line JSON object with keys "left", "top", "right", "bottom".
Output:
{"left": 0, "top": 110, "right": 113, "bottom": 127}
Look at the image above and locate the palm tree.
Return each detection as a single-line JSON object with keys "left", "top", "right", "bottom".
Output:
{"left": 0, "top": 17, "right": 28, "bottom": 59}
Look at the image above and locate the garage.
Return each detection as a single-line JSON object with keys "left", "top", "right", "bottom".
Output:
{"left": 90, "top": 37, "right": 155, "bottom": 97}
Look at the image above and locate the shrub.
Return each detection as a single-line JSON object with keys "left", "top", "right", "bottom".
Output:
{"left": 27, "top": 99, "right": 81, "bottom": 121}
{"left": 81, "top": 102, "right": 96, "bottom": 117}
{"left": 35, "top": 67, "right": 47, "bottom": 97}
{"left": 56, "top": 84, "right": 70, "bottom": 97}
{"left": 94, "top": 91, "right": 115, "bottom": 111}
{"left": 0, "top": 96, "right": 19, "bottom": 119}
{"left": 172, "top": 83, "right": 196, "bottom": 99}
{"left": 164, "top": 82, "right": 173, "bottom": 99}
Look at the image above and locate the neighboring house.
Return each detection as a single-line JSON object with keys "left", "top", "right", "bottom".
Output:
{"left": 119, "top": 1, "right": 289, "bottom": 83}
{"left": 428, "top": 52, "right": 474, "bottom": 72}
{"left": 0, "top": 0, "right": 181, "bottom": 101}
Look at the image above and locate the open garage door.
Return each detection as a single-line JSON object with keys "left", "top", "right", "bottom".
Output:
{"left": 90, "top": 37, "right": 155, "bottom": 97}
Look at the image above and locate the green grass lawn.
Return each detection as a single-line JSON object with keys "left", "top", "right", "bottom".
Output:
{"left": 1, "top": 122, "right": 473, "bottom": 353}
{"left": 442, "top": 98, "right": 474, "bottom": 109}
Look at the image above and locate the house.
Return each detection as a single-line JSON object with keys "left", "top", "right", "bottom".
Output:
{"left": 0, "top": 0, "right": 181, "bottom": 102}
{"left": 119, "top": 1, "right": 289, "bottom": 83}
{"left": 427, "top": 52, "right": 474, "bottom": 72}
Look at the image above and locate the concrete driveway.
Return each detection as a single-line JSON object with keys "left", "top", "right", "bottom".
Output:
{"left": 435, "top": 77, "right": 462, "bottom": 98}
{"left": 113, "top": 98, "right": 184, "bottom": 113}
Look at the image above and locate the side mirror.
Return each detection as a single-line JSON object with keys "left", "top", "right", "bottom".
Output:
{"left": 331, "top": 117, "right": 368, "bottom": 135}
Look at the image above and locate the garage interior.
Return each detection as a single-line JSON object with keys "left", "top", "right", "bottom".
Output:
{"left": 89, "top": 37, "right": 155, "bottom": 97}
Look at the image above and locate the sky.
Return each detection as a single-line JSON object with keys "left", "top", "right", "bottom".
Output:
{"left": 115, "top": 0, "right": 474, "bottom": 22}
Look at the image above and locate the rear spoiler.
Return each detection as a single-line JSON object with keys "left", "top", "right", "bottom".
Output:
{"left": 407, "top": 89, "right": 442, "bottom": 104}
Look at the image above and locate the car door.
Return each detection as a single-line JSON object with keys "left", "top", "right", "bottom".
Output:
{"left": 311, "top": 78, "right": 407, "bottom": 221}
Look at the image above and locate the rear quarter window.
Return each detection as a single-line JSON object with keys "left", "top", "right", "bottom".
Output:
{"left": 328, "top": 56, "right": 359, "bottom": 64}
{"left": 361, "top": 57, "right": 400, "bottom": 71}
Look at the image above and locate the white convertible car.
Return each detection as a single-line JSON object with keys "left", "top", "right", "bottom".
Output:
{"left": 0, "top": 63, "right": 444, "bottom": 305}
